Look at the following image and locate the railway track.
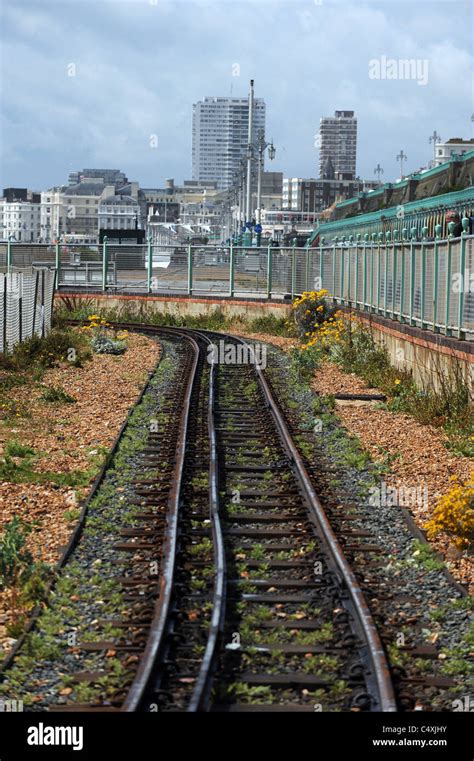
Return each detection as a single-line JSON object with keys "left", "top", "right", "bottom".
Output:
{"left": 5, "top": 322, "right": 433, "bottom": 712}
{"left": 118, "top": 326, "right": 397, "bottom": 713}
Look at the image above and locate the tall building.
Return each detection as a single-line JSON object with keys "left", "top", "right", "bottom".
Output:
{"left": 192, "top": 96, "right": 266, "bottom": 190}
{"left": 319, "top": 110, "right": 357, "bottom": 180}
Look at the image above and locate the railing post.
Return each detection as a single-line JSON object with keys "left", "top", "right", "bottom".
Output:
{"left": 101, "top": 236, "right": 108, "bottom": 292}
{"left": 400, "top": 230, "right": 407, "bottom": 322}
{"left": 457, "top": 227, "right": 467, "bottom": 339}
{"left": 187, "top": 244, "right": 193, "bottom": 295}
{"left": 409, "top": 228, "right": 417, "bottom": 326}
{"left": 229, "top": 242, "right": 235, "bottom": 297}
{"left": 266, "top": 241, "right": 273, "bottom": 299}
{"left": 392, "top": 233, "right": 397, "bottom": 319}
{"left": 370, "top": 233, "right": 376, "bottom": 313}
{"left": 291, "top": 239, "right": 296, "bottom": 298}
{"left": 355, "top": 235, "right": 360, "bottom": 308}
{"left": 332, "top": 239, "right": 337, "bottom": 299}
{"left": 147, "top": 235, "right": 153, "bottom": 294}
{"left": 55, "top": 239, "right": 61, "bottom": 287}
{"left": 347, "top": 238, "right": 352, "bottom": 305}
{"left": 383, "top": 232, "right": 390, "bottom": 317}
{"left": 305, "top": 246, "right": 310, "bottom": 292}
{"left": 433, "top": 224, "right": 442, "bottom": 332}
{"left": 340, "top": 241, "right": 345, "bottom": 305}
{"left": 362, "top": 236, "right": 368, "bottom": 309}
{"left": 445, "top": 234, "right": 452, "bottom": 336}
{"left": 420, "top": 226, "right": 428, "bottom": 329}
{"left": 377, "top": 233, "right": 383, "bottom": 313}
{"left": 319, "top": 238, "right": 324, "bottom": 292}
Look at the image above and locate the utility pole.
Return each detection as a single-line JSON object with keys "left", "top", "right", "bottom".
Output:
{"left": 429, "top": 130, "right": 441, "bottom": 167}
{"left": 374, "top": 163, "right": 384, "bottom": 185}
{"left": 245, "top": 79, "right": 254, "bottom": 225}
{"left": 396, "top": 150, "right": 407, "bottom": 179}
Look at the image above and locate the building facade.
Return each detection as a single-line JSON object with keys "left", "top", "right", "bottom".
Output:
{"left": 68, "top": 168, "right": 129, "bottom": 188}
{"left": 434, "top": 138, "right": 474, "bottom": 166}
{"left": 98, "top": 195, "right": 142, "bottom": 232}
{"left": 192, "top": 96, "right": 266, "bottom": 190}
{"left": 1, "top": 200, "right": 42, "bottom": 243}
{"left": 282, "top": 175, "right": 378, "bottom": 214}
{"left": 318, "top": 110, "right": 357, "bottom": 180}
{"left": 0, "top": 189, "right": 42, "bottom": 242}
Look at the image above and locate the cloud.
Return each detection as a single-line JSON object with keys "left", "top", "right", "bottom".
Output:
{"left": 0, "top": 0, "right": 471, "bottom": 188}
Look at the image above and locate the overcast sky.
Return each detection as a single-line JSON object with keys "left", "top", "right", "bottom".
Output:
{"left": 0, "top": 0, "right": 472, "bottom": 191}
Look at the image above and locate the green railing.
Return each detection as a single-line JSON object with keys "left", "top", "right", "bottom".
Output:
{"left": 301, "top": 234, "right": 474, "bottom": 340}
{"left": 0, "top": 236, "right": 472, "bottom": 339}
{"left": 308, "top": 185, "right": 474, "bottom": 245}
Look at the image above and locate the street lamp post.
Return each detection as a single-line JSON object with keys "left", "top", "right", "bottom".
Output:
{"left": 245, "top": 79, "right": 254, "bottom": 225}
{"left": 429, "top": 131, "right": 441, "bottom": 168}
{"left": 239, "top": 159, "right": 246, "bottom": 228}
{"left": 396, "top": 150, "right": 407, "bottom": 179}
{"left": 256, "top": 129, "right": 276, "bottom": 225}
{"left": 374, "top": 163, "right": 384, "bottom": 185}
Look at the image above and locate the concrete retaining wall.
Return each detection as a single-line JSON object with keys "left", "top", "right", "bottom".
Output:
{"left": 344, "top": 309, "right": 474, "bottom": 395}
{"left": 56, "top": 292, "right": 291, "bottom": 321}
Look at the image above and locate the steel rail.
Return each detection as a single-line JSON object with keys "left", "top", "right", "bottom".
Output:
{"left": 157, "top": 327, "right": 396, "bottom": 711}
{"left": 121, "top": 330, "right": 201, "bottom": 712}
{"left": 65, "top": 320, "right": 397, "bottom": 711}
{"left": 187, "top": 331, "right": 227, "bottom": 712}
{"left": 239, "top": 336, "right": 397, "bottom": 712}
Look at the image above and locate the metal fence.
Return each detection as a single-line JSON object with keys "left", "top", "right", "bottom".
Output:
{"left": 0, "top": 267, "right": 56, "bottom": 352}
{"left": 0, "top": 236, "right": 472, "bottom": 339}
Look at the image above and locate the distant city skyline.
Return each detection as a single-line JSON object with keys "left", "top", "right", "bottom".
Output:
{"left": 0, "top": 0, "right": 472, "bottom": 190}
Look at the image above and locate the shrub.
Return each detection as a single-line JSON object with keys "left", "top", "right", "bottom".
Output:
{"left": 291, "top": 290, "right": 339, "bottom": 339}
{"left": 5, "top": 441, "right": 36, "bottom": 458}
{"left": 425, "top": 474, "right": 474, "bottom": 550}
{"left": 41, "top": 386, "right": 76, "bottom": 404}
{"left": 90, "top": 334, "right": 127, "bottom": 355}
{"left": 289, "top": 343, "right": 322, "bottom": 381}
{"left": 0, "top": 517, "right": 35, "bottom": 625}
{"left": 247, "top": 314, "right": 295, "bottom": 337}
{"left": 80, "top": 315, "right": 128, "bottom": 354}
{"left": 0, "top": 327, "right": 92, "bottom": 371}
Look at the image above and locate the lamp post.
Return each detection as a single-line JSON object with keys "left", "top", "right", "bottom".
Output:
{"left": 429, "top": 131, "right": 441, "bottom": 168}
{"left": 245, "top": 79, "right": 254, "bottom": 225}
{"left": 255, "top": 129, "right": 276, "bottom": 225}
{"left": 374, "top": 163, "right": 384, "bottom": 185}
{"left": 239, "top": 159, "right": 246, "bottom": 228}
{"left": 396, "top": 150, "right": 407, "bottom": 179}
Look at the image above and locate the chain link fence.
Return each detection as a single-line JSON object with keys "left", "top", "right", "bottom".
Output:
{"left": 0, "top": 267, "right": 56, "bottom": 352}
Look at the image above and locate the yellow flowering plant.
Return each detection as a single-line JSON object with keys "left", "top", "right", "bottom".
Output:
{"left": 425, "top": 473, "right": 474, "bottom": 550}
{"left": 301, "top": 311, "right": 346, "bottom": 352}
{"left": 80, "top": 315, "right": 128, "bottom": 355}
{"left": 291, "top": 290, "right": 339, "bottom": 339}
